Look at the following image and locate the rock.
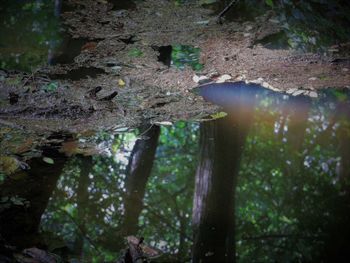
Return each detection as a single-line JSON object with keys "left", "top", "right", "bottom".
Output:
{"left": 292, "top": 90, "right": 305, "bottom": 96}
{"left": 193, "top": 75, "right": 209, "bottom": 83}
{"left": 249, "top": 78, "right": 264, "bottom": 84}
{"left": 309, "top": 91, "right": 318, "bottom": 98}
{"left": 286, "top": 88, "right": 298, "bottom": 94}
{"left": 216, "top": 74, "right": 232, "bottom": 83}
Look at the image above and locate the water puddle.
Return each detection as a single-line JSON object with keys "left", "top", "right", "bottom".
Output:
{"left": 0, "top": 0, "right": 63, "bottom": 71}
{"left": 49, "top": 37, "right": 92, "bottom": 65}
{"left": 254, "top": 31, "right": 290, "bottom": 50}
{"left": 49, "top": 67, "right": 105, "bottom": 81}
{"left": 1, "top": 83, "right": 350, "bottom": 262}
{"left": 108, "top": 0, "right": 136, "bottom": 11}
{"left": 153, "top": 45, "right": 173, "bottom": 67}
{"left": 154, "top": 44, "right": 203, "bottom": 70}
{"left": 0, "top": 0, "right": 134, "bottom": 72}
{"left": 202, "top": 0, "right": 267, "bottom": 22}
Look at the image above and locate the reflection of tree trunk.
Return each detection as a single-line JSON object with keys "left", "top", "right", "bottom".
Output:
{"left": 322, "top": 115, "right": 350, "bottom": 263}
{"left": 73, "top": 156, "right": 93, "bottom": 257}
{"left": 286, "top": 96, "right": 311, "bottom": 154}
{"left": 192, "top": 106, "right": 253, "bottom": 263}
{"left": 121, "top": 125, "right": 160, "bottom": 235}
{"left": 336, "top": 104, "right": 350, "bottom": 190}
{"left": 48, "top": 0, "right": 62, "bottom": 63}
{"left": 0, "top": 150, "right": 66, "bottom": 249}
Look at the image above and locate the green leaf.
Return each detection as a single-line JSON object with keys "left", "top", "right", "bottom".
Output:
{"left": 210, "top": 111, "right": 228, "bottom": 120}
{"left": 333, "top": 90, "right": 348, "bottom": 102}
{"left": 128, "top": 48, "right": 143, "bottom": 57}
{"left": 194, "top": 63, "right": 204, "bottom": 71}
{"left": 43, "top": 82, "right": 58, "bottom": 92}
{"left": 265, "top": 0, "right": 274, "bottom": 7}
{"left": 199, "top": 0, "right": 217, "bottom": 5}
{"left": 43, "top": 157, "right": 54, "bottom": 164}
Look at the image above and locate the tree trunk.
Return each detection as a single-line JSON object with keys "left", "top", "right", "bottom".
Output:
{"left": 0, "top": 150, "right": 66, "bottom": 249}
{"left": 73, "top": 155, "right": 93, "bottom": 257}
{"left": 192, "top": 105, "right": 253, "bottom": 263}
{"left": 121, "top": 125, "right": 160, "bottom": 235}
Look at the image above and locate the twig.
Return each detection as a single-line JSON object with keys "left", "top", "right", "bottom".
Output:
{"left": 59, "top": 208, "right": 102, "bottom": 254}
{"left": 21, "top": 68, "right": 40, "bottom": 89}
{"left": 241, "top": 233, "right": 321, "bottom": 241}
{"left": 0, "top": 118, "right": 25, "bottom": 129}
{"left": 216, "top": 0, "right": 238, "bottom": 24}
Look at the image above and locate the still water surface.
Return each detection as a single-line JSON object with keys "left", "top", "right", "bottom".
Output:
{"left": 1, "top": 84, "right": 350, "bottom": 262}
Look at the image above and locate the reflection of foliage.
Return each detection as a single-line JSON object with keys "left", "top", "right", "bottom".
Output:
{"left": 33, "top": 92, "right": 350, "bottom": 261}
{"left": 141, "top": 122, "right": 199, "bottom": 258}
{"left": 171, "top": 45, "right": 204, "bottom": 71}
{"left": 269, "top": 0, "right": 350, "bottom": 51}
{"left": 42, "top": 132, "right": 134, "bottom": 261}
{"left": 41, "top": 123, "right": 199, "bottom": 261}
{"left": 128, "top": 48, "right": 143, "bottom": 58}
{"left": 0, "top": 0, "right": 62, "bottom": 71}
{"left": 0, "top": 156, "right": 20, "bottom": 175}
{"left": 235, "top": 94, "right": 350, "bottom": 262}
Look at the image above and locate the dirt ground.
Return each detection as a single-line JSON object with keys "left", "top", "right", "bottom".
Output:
{"left": 0, "top": 0, "right": 349, "bottom": 135}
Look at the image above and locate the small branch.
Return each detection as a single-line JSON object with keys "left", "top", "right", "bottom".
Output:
{"left": 241, "top": 233, "right": 321, "bottom": 241}
{"left": 59, "top": 208, "right": 102, "bottom": 254}
{"left": 216, "top": 0, "right": 238, "bottom": 24}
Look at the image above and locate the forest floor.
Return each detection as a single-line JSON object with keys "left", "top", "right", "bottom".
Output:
{"left": 0, "top": 0, "right": 349, "bottom": 135}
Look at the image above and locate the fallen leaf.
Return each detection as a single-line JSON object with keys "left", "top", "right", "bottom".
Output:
{"left": 43, "top": 157, "right": 54, "bottom": 165}
{"left": 210, "top": 111, "right": 228, "bottom": 120}
{"left": 153, "top": 121, "right": 173, "bottom": 126}
{"left": 81, "top": 42, "right": 97, "bottom": 52}
{"left": 0, "top": 156, "right": 19, "bottom": 175}
{"left": 118, "top": 79, "right": 126, "bottom": 86}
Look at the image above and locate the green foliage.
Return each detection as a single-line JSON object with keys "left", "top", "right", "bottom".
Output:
{"left": 267, "top": 0, "right": 350, "bottom": 51}
{"left": 210, "top": 111, "right": 228, "bottom": 120}
{"left": 265, "top": 0, "right": 274, "bottom": 8}
{"left": 235, "top": 94, "right": 350, "bottom": 262}
{"left": 0, "top": 0, "right": 62, "bottom": 72}
{"left": 171, "top": 45, "right": 204, "bottom": 71}
{"left": 3, "top": 90, "right": 348, "bottom": 262}
{"left": 128, "top": 48, "right": 143, "bottom": 57}
{"left": 42, "top": 82, "right": 58, "bottom": 92}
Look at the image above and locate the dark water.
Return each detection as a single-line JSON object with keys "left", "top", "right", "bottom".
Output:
{"left": 0, "top": 0, "right": 63, "bottom": 71}
{"left": 1, "top": 83, "right": 350, "bottom": 262}
{"left": 154, "top": 45, "right": 203, "bottom": 71}
{"left": 1, "top": 0, "right": 350, "bottom": 262}
{"left": 0, "top": 0, "right": 134, "bottom": 72}
{"left": 49, "top": 67, "right": 106, "bottom": 81}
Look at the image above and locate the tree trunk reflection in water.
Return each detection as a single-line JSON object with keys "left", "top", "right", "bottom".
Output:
{"left": 322, "top": 102, "right": 350, "bottom": 263}
{"left": 0, "top": 150, "right": 66, "bottom": 248}
{"left": 73, "top": 155, "right": 93, "bottom": 258}
{"left": 286, "top": 96, "right": 311, "bottom": 153}
{"left": 121, "top": 125, "right": 160, "bottom": 235}
{"left": 192, "top": 106, "right": 254, "bottom": 263}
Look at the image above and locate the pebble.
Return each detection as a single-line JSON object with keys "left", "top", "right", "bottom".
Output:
{"left": 292, "top": 90, "right": 305, "bottom": 96}
{"left": 216, "top": 74, "right": 232, "bottom": 83}
{"left": 309, "top": 91, "right": 318, "bottom": 98}
{"left": 193, "top": 75, "right": 209, "bottom": 83}
{"left": 286, "top": 88, "right": 298, "bottom": 94}
{"left": 249, "top": 78, "right": 264, "bottom": 84}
